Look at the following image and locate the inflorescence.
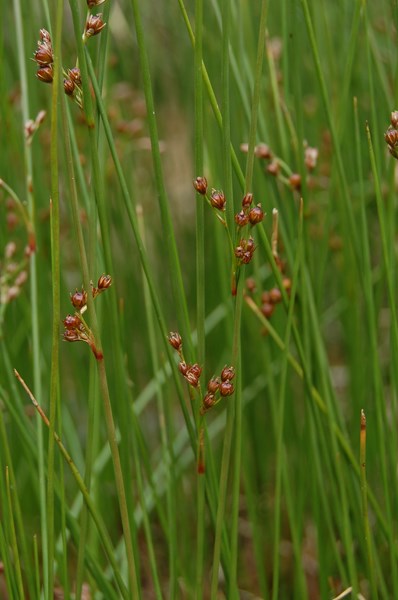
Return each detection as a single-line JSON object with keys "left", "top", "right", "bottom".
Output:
{"left": 62, "top": 274, "right": 112, "bottom": 360}
{"left": 193, "top": 176, "right": 264, "bottom": 294}
{"left": 33, "top": 2, "right": 107, "bottom": 109}
{"left": 168, "top": 331, "right": 235, "bottom": 416}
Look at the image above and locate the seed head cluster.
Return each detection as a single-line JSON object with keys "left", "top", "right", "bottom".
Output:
{"left": 168, "top": 332, "right": 235, "bottom": 415}
{"left": 63, "top": 274, "right": 112, "bottom": 360}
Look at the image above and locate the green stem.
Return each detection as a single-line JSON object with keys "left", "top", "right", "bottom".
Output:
{"left": 47, "top": 0, "right": 63, "bottom": 594}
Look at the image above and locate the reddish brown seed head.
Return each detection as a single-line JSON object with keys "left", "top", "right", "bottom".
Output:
{"left": 235, "top": 210, "right": 249, "bottom": 227}
{"left": 85, "top": 13, "right": 106, "bottom": 38}
{"left": 269, "top": 287, "right": 282, "bottom": 304}
{"left": 391, "top": 111, "right": 398, "bottom": 128}
{"left": 245, "top": 277, "right": 256, "bottom": 294}
{"left": 178, "top": 361, "right": 189, "bottom": 376}
{"left": 221, "top": 365, "right": 235, "bottom": 382}
{"left": 39, "top": 29, "right": 51, "bottom": 44}
{"left": 63, "top": 78, "right": 75, "bottom": 96}
{"left": 261, "top": 302, "right": 274, "bottom": 318}
{"left": 266, "top": 161, "right": 280, "bottom": 176}
{"left": 385, "top": 127, "right": 398, "bottom": 147}
{"left": 189, "top": 363, "right": 202, "bottom": 379}
{"left": 248, "top": 204, "right": 264, "bottom": 225}
{"left": 63, "top": 314, "right": 83, "bottom": 330}
{"left": 70, "top": 289, "right": 88, "bottom": 309}
{"left": 207, "top": 377, "right": 220, "bottom": 394}
{"left": 219, "top": 381, "right": 234, "bottom": 397}
{"left": 168, "top": 332, "right": 182, "bottom": 352}
{"left": 289, "top": 173, "right": 302, "bottom": 190}
{"left": 254, "top": 143, "right": 272, "bottom": 159}
{"left": 34, "top": 43, "right": 53, "bottom": 66}
{"left": 68, "top": 67, "right": 82, "bottom": 86}
{"left": 193, "top": 176, "right": 208, "bottom": 195}
{"left": 63, "top": 329, "right": 81, "bottom": 342}
{"left": 203, "top": 393, "right": 216, "bottom": 409}
{"left": 241, "top": 192, "right": 253, "bottom": 208}
{"left": 36, "top": 65, "right": 54, "bottom": 84}
{"left": 97, "top": 273, "right": 112, "bottom": 290}
{"left": 210, "top": 189, "right": 226, "bottom": 211}
{"left": 282, "top": 277, "right": 292, "bottom": 294}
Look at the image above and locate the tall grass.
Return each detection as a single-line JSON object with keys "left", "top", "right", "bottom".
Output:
{"left": 1, "top": 0, "right": 398, "bottom": 598}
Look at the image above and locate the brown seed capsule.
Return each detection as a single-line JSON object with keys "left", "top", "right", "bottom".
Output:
{"left": 289, "top": 173, "right": 302, "bottom": 190}
{"left": 242, "top": 251, "right": 253, "bottom": 264}
{"left": 63, "top": 329, "right": 81, "bottom": 342}
{"left": 87, "top": 0, "right": 106, "bottom": 7}
{"left": 219, "top": 381, "right": 234, "bottom": 396}
{"left": 178, "top": 361, "right": 189, "bottom": 376}
{"left": 385, "top": 127, "right": 398, "bottom": 147}
{"left": 189, "top": 363, "right": 202, "bottom": 379}
{"left": 185, "top": 369, "right": 199, "bottom": 387}
{"left": 234, "top": 245, "right": 244, "bottom": 259}
{"left": 221, "top": 365, "right": 235, "bottom": 381}
{"left": 391, "top": 111, "right": 398, "bottom": 128}
{"left": 210, "top": 189, "right": 226, "bottom": 211}
{"left": 70, "top": 289, "right": 88, "bottom": 309}
{"left": 203, "top": 393, "right": 216, "bottom": 409}
{"left": 242, "top": 192, "right": 253, "bottom": 208}
{"left": 63, "top": 314, "right": 83, "bottom": 330}
{"left": 37, "top": 65, "right": 54, "bottom": 84}
{"left": 64, "top": 78, "right": 75, "bottom": 96}
{"left": 261, "top": 290, "right": 270, "bottom": 304}
{"left": 267, "top": 160, "right": 280, "bottom": 176}
{"left": 68, "top": 67, "right": 82, "bottom": 86}
{"left": 39, "top": 29, "right": 52, "bottom": 44}
{"left": 245, "top": 277, "right": 256, "bottom": 294}
{"left": 85, "top": 13, "right": 106, "bottom": 38}
{"left": 246, "top": 237, "right": 255, "bottom": 252}
{"left": 235, "top": 210, "right": 249, "bottom": 227}
{"left": 207, "top": 377, "right": 220, "bottom": 394}
{"left": 168, "top": 332, "right": 182, "bottom": 352}
{"left": 34, "top": 42, "right": 53, "bottom": 66}
{"left": 254, "top": 143, "right": 272, "bottom": 159}
{"left": 261, "top": 302, "right": 274, "bottom": 318}
{"left": 248, "top": 204, "right": 264, "bottom": 225}
{"left": 193, "top": 176, "right": 208, "bottom": 195}
{"left": 269, "top": 287, "right": 282, "bottom": 304}
{"left": 97, "top": 274, "right": 112, "bottom": 289}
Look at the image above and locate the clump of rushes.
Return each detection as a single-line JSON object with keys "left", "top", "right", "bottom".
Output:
{"left": 241, "top": 140, "right": 319, "bottom": 193}
{"left": 63, "top": 274, "right": 112, "bottom": 360}
{"left": 192, "top": 177, "right": 265, "bottom": 294}
{"left": 384, "top": 111, "right": 398, "bottom": 159}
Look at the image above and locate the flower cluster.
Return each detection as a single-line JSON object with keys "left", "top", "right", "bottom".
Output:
{"left": 384, "top": 111, "right": 398, "bottom": 159}
{"left": 201, "top": 365, "right": 235, "bottom": 415}
{"left": 193, "top": 176, "right": 265, "bottom": 294}
{"left": 62, "top": 274, "right": 112, "bottom": 359}
{"left": 234, "top": 192, "right": 264, "bottom": 228}
{"left": 33, "top": 29, "right": 54, "bottom": 84}
{"left": 241, "top": 140, "right": 319, "bottom": 193}
{"left": 168, "top": 332, "right": 235, "bottom": 415}
{"left": 33, "top": 6, "right": 106, "bottom": 108}
{"left": 234, "top": 237, "right": 255, "bottom": 266}
{"left": 63, "top": 67, "right": 83, "bottom": 109}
